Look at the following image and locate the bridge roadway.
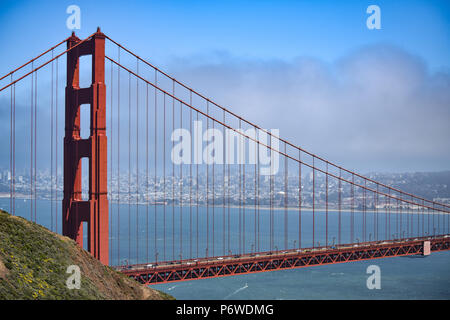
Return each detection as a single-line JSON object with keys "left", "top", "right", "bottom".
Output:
{"left": 117, "top": 235, "right": 450, "bottom": 284}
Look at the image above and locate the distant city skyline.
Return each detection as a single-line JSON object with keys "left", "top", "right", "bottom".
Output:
{"left": 1, "top": 167, "right": 449, "bottom": 209}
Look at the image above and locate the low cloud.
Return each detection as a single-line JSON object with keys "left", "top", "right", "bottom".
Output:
{"left": 166, "top": 45, "right": 450, "bottom": 173}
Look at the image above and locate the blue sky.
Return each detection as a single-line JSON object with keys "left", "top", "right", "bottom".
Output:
{"left": 0, "top": 0, "right": 449, "bottom": 173}
{"left": 0, "top": 0, "right": 449, "bottom": 72}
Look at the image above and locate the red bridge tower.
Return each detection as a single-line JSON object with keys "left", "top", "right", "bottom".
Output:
{"left": 62, "top": 28, "right": 109, "bottom": 265}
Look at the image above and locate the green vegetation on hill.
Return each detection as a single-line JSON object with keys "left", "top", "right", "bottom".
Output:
{"left": 0, "top": 210, "right": 174, "bottom": 300}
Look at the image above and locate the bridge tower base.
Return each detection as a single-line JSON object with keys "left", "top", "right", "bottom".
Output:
{"left": 62, "top": 28, "right": 109, "bottom": 265}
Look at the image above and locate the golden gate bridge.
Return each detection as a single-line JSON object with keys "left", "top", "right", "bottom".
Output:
{"left": 0, "top": 28, "right": 449, "bottom": 284}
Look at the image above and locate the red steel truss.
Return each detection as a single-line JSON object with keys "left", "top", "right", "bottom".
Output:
{"left": 120, "top": 236, "right": 450, "bottom": 284}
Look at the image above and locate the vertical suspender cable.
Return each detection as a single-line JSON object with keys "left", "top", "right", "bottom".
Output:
{"left": 190, "top": 92, "right": 193, "bottom": 259}
{"left": 110, "top": 58, "right": 113, "bottom": 258}
{"left": 30, "top": 65, "right": 33, "bottom": 221}
{"left": 56, "top": 58, "right": 59, "bottom": 233}
{"left": 312, "top": 157, "right": 315, "bottom": 248}
{"left": 326, "top": 162, "right": 328, "bottom": 247}
{"left": 128, "top": 72, "right": 131, "bottom": 262}
{"left": 206, "top": 101, "right": 209, "bottom": 257}
{"left": 172, "top": 81, "right": 175, "bottom": 260}
{"left": 299, "top": 150, "right": 302, "bottom": 248}
{"left": 9, "top": 76, "right": 12, "bottom": 215}
{"left": 407, "top": 195, "right": 410, "bottom": 237}
{"left": 223, "top": 110, "right": 226, "bottom": 256}
{"left": 411, "top": 195, "right": 414, "bottom": 237}
{"left": 363, "top": 180, "right": 366, "bottom": 242}
{"left": 242, "top": 127, "right": 245, "bottom": 255}
{"left": 350, "top": 173, "right": 355, "bottom": 243}
{"left": 268, "top": 135, "right": 271, "bottom": 252}
{"left": 374, "top": 186, "right": 377, "bottom": 241}
{"left": 284, "top": 143, "right": 288, "bottom": 250}
{"left": 422, "top": 200, "right": 424, "bottom": 237}
{"left": 416, "top": 196, "right": 419, "bottom": 237}
{"left": 179, "top": 101, "right": 183, "bottom": 260}
{"left": 432, "top": 203, "right": 435, "bottom": 236}
{"left": 437, "top": 199, "right": 440, "bottom": 235}
{"left": 34, "top": 70, "right": 37, "bottom": 222}
{"left": 375, "top": 184, "right": 379, "bottom": 241}
{"left": 238, "top": 119, "right": 242, "bottom": 254}
{"left": 338, "top": 169, "right": 342, "bottom": 245}
{"left": 10, "top": 74, "right": 12, "bottom": 215}
{"left": 13, "top": 82, "right": 16, "bottom": 216}
{"left": 151, "top": 80, "right": 156, "bottom": 261}
{"left": 398, "top": 196, "right": 401, "bottom": 238}
{"left": 117, "top": 48, "right": 120, "bottom": 265}
{"left": 388, "top": 188, "right": 391, "bottom": 240}
{"left": 136, "top": 60, "right": 139, "bottom": 263}
{"left": 212, "top": 109, "right": 215, "bottom": 257}
{"left": 257, "top": 134, "right": 260, "bottom": 252}
{"left": 163, "top": 93, "right": 166, "bottom": 261}
{"left": 254, "top": 126, "right": 257, "bottom": 253}
{"left": 145, "top": 81, "right": 149, "bottom": 263}
{"left": 154, "top": 70, "right": 157, "bottom": 263}
{"left": 228, "top": 122, "right": 231, "bottom": 254}
{"left": 399, "top": 194, "right": 402, "bottom": 238}
{"left": 196, "top": 110, "right": 199, "bottom": 258}
{"left": 51, "top": 51, "right": 54, "bottom": 231}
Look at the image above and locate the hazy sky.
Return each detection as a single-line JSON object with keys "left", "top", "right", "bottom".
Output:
{"left": 0, "top": 0, "right": 449, "bottom": 173}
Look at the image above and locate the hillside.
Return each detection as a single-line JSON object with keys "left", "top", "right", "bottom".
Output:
{"left": 0, "top": 210, "right": 173, "bottom": 300}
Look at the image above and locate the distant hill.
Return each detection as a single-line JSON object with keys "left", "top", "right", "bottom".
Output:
{"left": 366, "top": 171, "right": 450, "bottom": 201}
{"left": 0, "top": 210, "right": 174, "bottom": 300}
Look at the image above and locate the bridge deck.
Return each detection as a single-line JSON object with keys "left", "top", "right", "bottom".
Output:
{"left": 117, "top": 235, "right": 450, "bottom": 285}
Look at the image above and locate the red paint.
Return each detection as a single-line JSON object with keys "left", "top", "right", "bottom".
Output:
{"left": 121, "top": 236, "right": 450, "bottom": 285}
{"left": 63, "top": 29, "right": 109, "bottom": 265}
